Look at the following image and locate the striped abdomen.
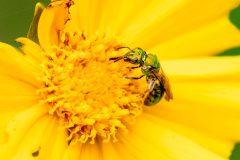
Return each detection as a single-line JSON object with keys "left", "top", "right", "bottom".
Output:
{"left": 144, "top": 80, "right": 165, "bottom": 106}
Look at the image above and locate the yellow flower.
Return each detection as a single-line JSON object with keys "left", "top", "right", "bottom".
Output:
{"left": 0, "top": 0, "right": 240, "bottom": 159}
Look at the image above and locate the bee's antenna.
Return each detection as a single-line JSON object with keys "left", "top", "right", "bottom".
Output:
{"left": 114, "top": 46, "right": 132, "bottom": 51}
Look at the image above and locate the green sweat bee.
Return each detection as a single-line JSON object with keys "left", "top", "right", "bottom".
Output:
{"left": 110, "top": 47, "right": 173, "bottom": 106}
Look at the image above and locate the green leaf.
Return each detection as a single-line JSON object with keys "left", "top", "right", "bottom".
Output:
{"left": 27, "top": 3, "right": 45, "bottom": 44}
{"left": 230, "top": 143, "right": 240, "bottom": 160}
{"left": 217, "top": 46, "right": 240, "bottom": 56}
{"left": 229, "top": 5, "right": 240, "bottom": 29}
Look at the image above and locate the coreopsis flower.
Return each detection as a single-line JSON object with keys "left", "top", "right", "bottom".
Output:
{"left": 0, "top": 0, "right": 240, "bottom": 159}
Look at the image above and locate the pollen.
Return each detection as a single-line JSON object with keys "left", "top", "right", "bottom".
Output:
{"left": 37, "top": 32, "right": 144, "bottom": 144}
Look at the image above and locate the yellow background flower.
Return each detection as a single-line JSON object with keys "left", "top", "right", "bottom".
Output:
{"left": 0, "top": 0, "right": 240, "bottom": 159}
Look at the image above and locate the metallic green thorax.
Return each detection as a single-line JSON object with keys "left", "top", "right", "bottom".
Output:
{"left": 144, "top": 54, "right": 160, "bottom": 69}
{"left": 141, "top": 53, "right": 160, "bottom": 77}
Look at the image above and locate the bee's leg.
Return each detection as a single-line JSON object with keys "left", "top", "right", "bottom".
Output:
{"left": 147, "top": 79, "right": 156, "bottom": 91}
{"left": 127, "top": 65, "right": 141, "bottom": 70}
{"left": 142, "top": 80, "right": 155, "bottom": 100}
{"left": 125, "top": 75, "right": 145, "bottom": 80}
{"left": 109, "top": 57, "right": 120, "bottom": 60}
{"left": 109, "top": 57, "right": 124, "bottom": 62}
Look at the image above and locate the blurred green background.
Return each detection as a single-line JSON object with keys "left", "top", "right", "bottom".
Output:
{"left": 0, "top": 0, "right": 50, "bottom": 46}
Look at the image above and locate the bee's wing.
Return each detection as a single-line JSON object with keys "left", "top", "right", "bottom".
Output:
{"left": 154, "top": 68, "right": 173, "bottom": 101}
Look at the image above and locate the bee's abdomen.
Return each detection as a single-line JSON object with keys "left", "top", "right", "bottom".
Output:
{"left": 144, "top": 82, "right": 164, "bottom": 106}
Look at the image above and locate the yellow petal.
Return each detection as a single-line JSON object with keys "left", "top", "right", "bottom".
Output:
{"left": 0, "top": 105, "right": 47, "bottom": 159}
{"left": 79, "top": 143, "right": 102, "bottom": 159}
{"left": 115, "top": 131, "right": 166, "bottom": 159}
{"left": 0, "top": 104, "right": 38, "bottom": 146}
{"left": 39, "top": 0, "right": 240, "bottom": 58}
{"left": 0, "top": 42, "right": 40, "bottom": 87}
{"left": 150, "top": 17, "right": 240, "bottom": 59}
{"left": 136, "top": 55, "right": 240, "bottom": 157}
{"left": 16, "top": 37, "right": 44, "bottom": 63}
{"left": 0, "top": 74, "right": 39, "bottom": 144}
{"left": 38, "top": 1, "right": 73, "bottom": 51}
{"left": 119, "top": 0, "right": 239, "bottom": 57}
{"left": 101, "top": 143, "right": 124, "bottom": 160}
{"left": 37, "top": 118, "right": 68, "bottom": 160}
{"left": 66, "top": 0, "right": 150, "bottom": 35}
{"left": 38, "top": 5, "right": 59, "bottom": 51}
{"left": 98, "top": 0, "right": 150, "bottom": 35}
{"left": 144, "top": 56, "right": 240, "bottom": 140}
{"left": 62, "top": 143, "right": 83, "bottom": 160}
{"left": 119, "top": 0, "right": 190, "bottom": 43}
{"left": 146, "top": 81, "right": 240, "bottom": 141}
{"left": 0, "top": 76, "right": 38, "bottom": 142}
{"left": 143, "top": 113, "right": 233, "bottom": 158}
{"left": 162, "top": 56, "right": 240, "bottom": 81}
{"left": 66, "top": 0, "right": 100, "bottom": 34}
{"left": 10, "top": 115, "right": 52, "bottom": 159}
{"left": 0, "top": 75, "right": 37, "bottom": 96}
{"left": 116, "top": 116, "right": 226, "bottom": 160}
{"left": 6, "top": 105, "right": 47, "bottom": 145}
{"left": 63, "top": 134, "right": 102, "bottom": 159}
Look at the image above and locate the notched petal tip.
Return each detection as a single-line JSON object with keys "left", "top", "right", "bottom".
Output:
{"left": 15, "top": 37, "right": 44, "bottom": 62}
{"left": 38, "top": 0, "right": 74, "bottom": 51}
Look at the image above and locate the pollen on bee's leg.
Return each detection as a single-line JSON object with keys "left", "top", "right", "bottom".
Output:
{"left": 37, "top": 32, "right": 145, "bottom": 144}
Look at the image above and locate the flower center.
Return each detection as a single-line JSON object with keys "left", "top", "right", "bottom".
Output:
{"left": 37, "top": 32, "right": 145, "bottom": 144}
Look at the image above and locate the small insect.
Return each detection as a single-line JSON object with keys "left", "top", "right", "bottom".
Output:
{"left": 110, "top": 47, "right": 173, "bottom": 106}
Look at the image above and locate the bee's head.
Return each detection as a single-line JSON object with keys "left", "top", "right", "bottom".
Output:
{"left": 123, "top": 48, "right": 146, "bottom": 64}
